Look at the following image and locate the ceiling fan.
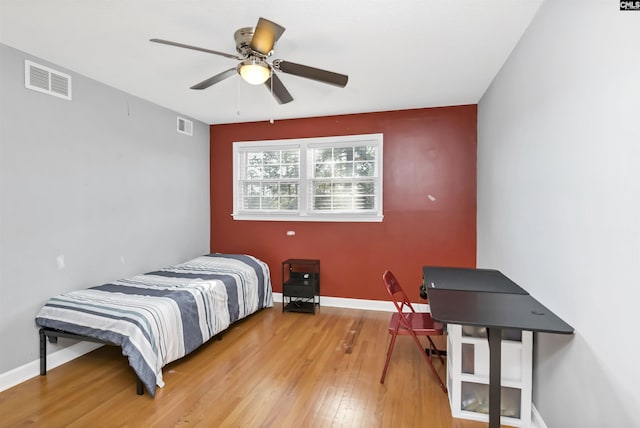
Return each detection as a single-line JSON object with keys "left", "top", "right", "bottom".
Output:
{"left": 150, "top": 17, "right": 348, "bottom": 105}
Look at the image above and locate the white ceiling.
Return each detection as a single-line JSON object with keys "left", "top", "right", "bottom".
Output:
{"left": 0, "top": 0, "right": 543, "bottom": 125}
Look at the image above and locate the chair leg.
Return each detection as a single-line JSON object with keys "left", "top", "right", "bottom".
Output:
{"left": 380, "top": 332, "right": 398, "bottom": 384}
{"left": 410, "top": 332, "right": 447, "bottom": 393}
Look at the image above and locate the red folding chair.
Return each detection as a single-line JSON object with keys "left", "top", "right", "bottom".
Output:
{"left": 380, "top": 270, "right": 447, "bottom": 393}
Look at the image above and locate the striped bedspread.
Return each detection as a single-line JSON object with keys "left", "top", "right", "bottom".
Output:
{"left": 35, "top": 254, "right": 273, "bottom": 397}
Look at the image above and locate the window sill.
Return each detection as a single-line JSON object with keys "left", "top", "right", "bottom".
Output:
{"left": 232, "top": 213, "right": 384, "bottom": 223}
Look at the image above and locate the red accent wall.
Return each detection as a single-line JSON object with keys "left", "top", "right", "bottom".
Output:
{"left": 210, "top": 105, "right": 477, "bottom": 302}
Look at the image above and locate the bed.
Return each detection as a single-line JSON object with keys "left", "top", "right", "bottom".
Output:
{"left": 35, "top": 253, "right": 273, "bottom": 397}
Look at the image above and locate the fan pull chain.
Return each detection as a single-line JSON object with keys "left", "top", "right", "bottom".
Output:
{"left": 236, "top": 76, "right": 241, "bottom": 116}
{"left": 269, "top": 69, "right": 274, "bottom": 124}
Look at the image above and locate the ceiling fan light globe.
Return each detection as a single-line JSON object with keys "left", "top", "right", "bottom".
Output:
{"left": 238, "top": 60, "right": 270, "bottom": 85}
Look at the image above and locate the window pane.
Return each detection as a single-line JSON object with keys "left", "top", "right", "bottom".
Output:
{"left": 313, "top": 196, "right": 332, "bottom": 210}
{"left": 247, "top": 152, "right": 263, "bottom": 165}
{"left": 262, "top": 183, "right": 279, "bottom": 196}
{"left": 310, "top": 180, "right": 377, "bottom": 212}
{"left": 332, "top": 182, "right": 352, "bottom": 194}
{"left": 355, "top": 195, "right": 375, "bottom": 209}
{"left": 279, "top": 183, "right": 298, "bottom": 195}
{"left": 333, "top": 196, "right": 352, "bottom": 210}
{"left": 240, "top": 147, "right": 302, "bottom": 212}
{"left": 280, "top": 196, "right": 298, "bottom": 210}
{"left": 244, "top": 183, "right": 262, "bottom": 196}
{"left": 354, "top": 145, "right": 377, "bottom": 161}
{"left": 282, "top": 149, "right": 299, "bottom": 164}
{"left": 263, "top": 151, "right": 280, "bottom": 164}
{"left": 261, "top": 165, "right": 278, "bottom": 178}
{"left": 355, "top": 182, "right": 374, "bottom": 195}
{"left": 244, "top": 197, "right": 261, "bottom": 209}
{"left": 315, "top": 163, "right": 332, "bottom": 178}
{"left": 247, "top": 165, "right": 262, "bottom": 179}
{"left": 282, "top": 164, "right": 299, "bottom": 178}
{"left": 334, "top": 162, "right": 353, "bottom": 178}
{"left": 314, "top": 182, "right": 331, "bottom": 195}
{"left": 334, "top": 147, "right": 353, "bottom": 162}
{"left": 354, "top": 161, "right": 374, "bottom": 177}
{"left": 314, "top": 148, "right": 333, "bottom": 163}
{"left": 244, "top": 149, "right": 300, "bottom": 181}
{"left": 260, "top": 196, "right": 278, "bottom": 209}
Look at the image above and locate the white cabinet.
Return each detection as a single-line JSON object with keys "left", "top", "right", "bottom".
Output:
{"left": 446, "top": 324, "right": 533, "bottom": 427}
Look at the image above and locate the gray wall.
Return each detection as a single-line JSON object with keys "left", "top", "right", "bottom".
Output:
{"left": 0, "top": 43, "right": 210, "bottom": 373}
{"left": 477, "top": 1, "right": 639, "bottom": 427}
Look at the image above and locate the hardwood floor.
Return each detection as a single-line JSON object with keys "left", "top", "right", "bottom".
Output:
{"left": 0, "top": 304, "right": 494, "bottom": 428}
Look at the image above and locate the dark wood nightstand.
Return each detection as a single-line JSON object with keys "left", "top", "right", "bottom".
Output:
{"left": 282, "top": 259, "right": 320, "bottom": 314}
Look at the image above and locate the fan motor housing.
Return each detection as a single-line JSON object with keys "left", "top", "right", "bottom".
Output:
{"left": 234, "top": 27, "right": 255, "bottom": 58}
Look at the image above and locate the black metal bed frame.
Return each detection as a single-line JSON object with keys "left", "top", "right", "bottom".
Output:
{"left": 39, "top": 327, "right": 144, "bottom": 395}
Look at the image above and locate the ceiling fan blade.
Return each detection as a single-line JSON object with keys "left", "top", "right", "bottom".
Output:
{"left": 150, "top": 38, "right": 240, "bottom": 60}
{"left": 264, "top": 72, "right": 293, "bottom": 104}
{"left": 190, "top": 68, "right": 237, "bottom": 90}
{"left": 273, "top": 60, "right": 348, "bottom": 88}
{"left": 250, "top": 18, "right": 286, "bottom": 55}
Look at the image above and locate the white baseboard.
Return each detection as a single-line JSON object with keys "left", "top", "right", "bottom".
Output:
{"left": 531, "top": 404, "right": 548, "bottom": 428}
{"left": 1, "top": 295, "right": 422, "bottom": 393}
{"left": 0, "top": 341, "right": 102, "bottom": 393}
{"left": 272, "top": 292, "right": 431, "bottom": 313}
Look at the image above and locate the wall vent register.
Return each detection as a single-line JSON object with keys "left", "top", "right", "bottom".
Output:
{"left": 177, "top": 117, "right": 193, "bottom": 136}
{"left": 24, "top": 60, "right": 72, "bottom": 100}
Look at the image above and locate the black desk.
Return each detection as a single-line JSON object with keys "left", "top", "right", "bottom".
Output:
{"left": 423, "top": 266, "right": 573, "bottom": 428}
{"left": 424, "top": 266, "right": 528, "bottom": 294}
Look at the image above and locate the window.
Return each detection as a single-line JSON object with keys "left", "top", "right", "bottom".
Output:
{"left": 233, "top": 133, "right": 383, "bottom": 222}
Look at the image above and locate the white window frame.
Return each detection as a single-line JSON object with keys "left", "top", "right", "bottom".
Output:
{"left": 232, "top": 133, "right": 383, "bottom": 222}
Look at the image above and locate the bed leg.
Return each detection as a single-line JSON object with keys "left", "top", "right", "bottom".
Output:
{"left": 136, "top": 378, "right": 144, "bottom": 395}
{"left": 39, "top": 329, "right": 47, "bottom": 376}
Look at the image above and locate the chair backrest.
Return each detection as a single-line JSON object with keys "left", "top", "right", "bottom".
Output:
{"left": 382, "top": 270, "right": 417, "bottom": 316}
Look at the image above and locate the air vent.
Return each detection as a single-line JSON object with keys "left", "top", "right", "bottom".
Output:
{"left": 24, "top": 60, "right": 72, "bottom": 100}
{"left": 177, "top": 117, "right": 193, "bottom": 136}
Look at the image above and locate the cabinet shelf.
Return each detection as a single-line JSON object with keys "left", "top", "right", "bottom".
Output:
{"left": 460, "top": 336, "right": 525, "bottom": 347}
{"left": 457, "top": 409, "right": 523, "bottom": 426}
{"left": 283, "top": 301, "right": 316, "bottom": 313}
{"left": 459, "top": 374, "right": 523, "bottom": 389}
{"left": 447, "top": 324, "right": 532, "bottom": 427}
{"left": 282, "top": 259, "right": 320, "bottom": 314}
